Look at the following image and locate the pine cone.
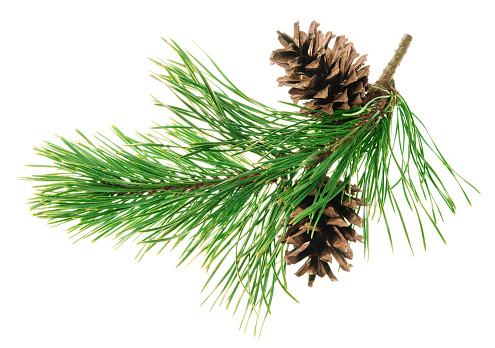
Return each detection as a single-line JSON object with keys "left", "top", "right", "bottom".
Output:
{"left": 280, "top": 180, "right": 364, "bottom": 287}
{"left": 270, "top": 21, "right": 370, "bottom": 116}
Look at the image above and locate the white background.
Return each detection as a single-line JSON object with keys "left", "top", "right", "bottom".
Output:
{"left": 1, "top": 1, "right": 494, "bottom": 347}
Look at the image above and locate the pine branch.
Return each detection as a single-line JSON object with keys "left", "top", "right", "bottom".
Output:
{"left": 25, "top": 37, "right": 478, "bottom": 335}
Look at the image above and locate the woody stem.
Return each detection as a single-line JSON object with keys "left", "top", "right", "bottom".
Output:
{"left": 375, "top": 34, "right": 413, "bottom": 89}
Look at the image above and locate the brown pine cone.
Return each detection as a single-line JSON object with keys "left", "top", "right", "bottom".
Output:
{"left": 280, "top": 180, "right": 364, "bottom": 286}
{"left": 270, "top": 21, "right": 370, "bottom": 116}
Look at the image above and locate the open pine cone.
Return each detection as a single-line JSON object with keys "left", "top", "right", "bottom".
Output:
{"left": 270, "top": 21, "right": 370, "bottom": 116}
{"left": 280, "top": 180, "right": 364, "bottom": 287}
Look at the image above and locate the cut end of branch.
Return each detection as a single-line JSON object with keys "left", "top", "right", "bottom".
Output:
{"left": 375, "top": 33, "right": 413, "bottom": 89}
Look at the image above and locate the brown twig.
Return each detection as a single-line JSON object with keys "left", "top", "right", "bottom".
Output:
{"left": 99, "top": 179, "right": 219, "bottom": 196}
{"left": 375, "top": 34, "right": 413, "bottom": 89}
{"left": 98, "top": 173, "right": 275, "bottom": 197}
{"left": 362, "top": 33, "right": 413, "bottom": 108}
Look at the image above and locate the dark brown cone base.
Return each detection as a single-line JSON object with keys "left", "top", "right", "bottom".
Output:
{"left": 279, "top": 180, "right": 364, "bottom": 287}
{"left": 270, "top": 21, "right": 369, "bottom": 116}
